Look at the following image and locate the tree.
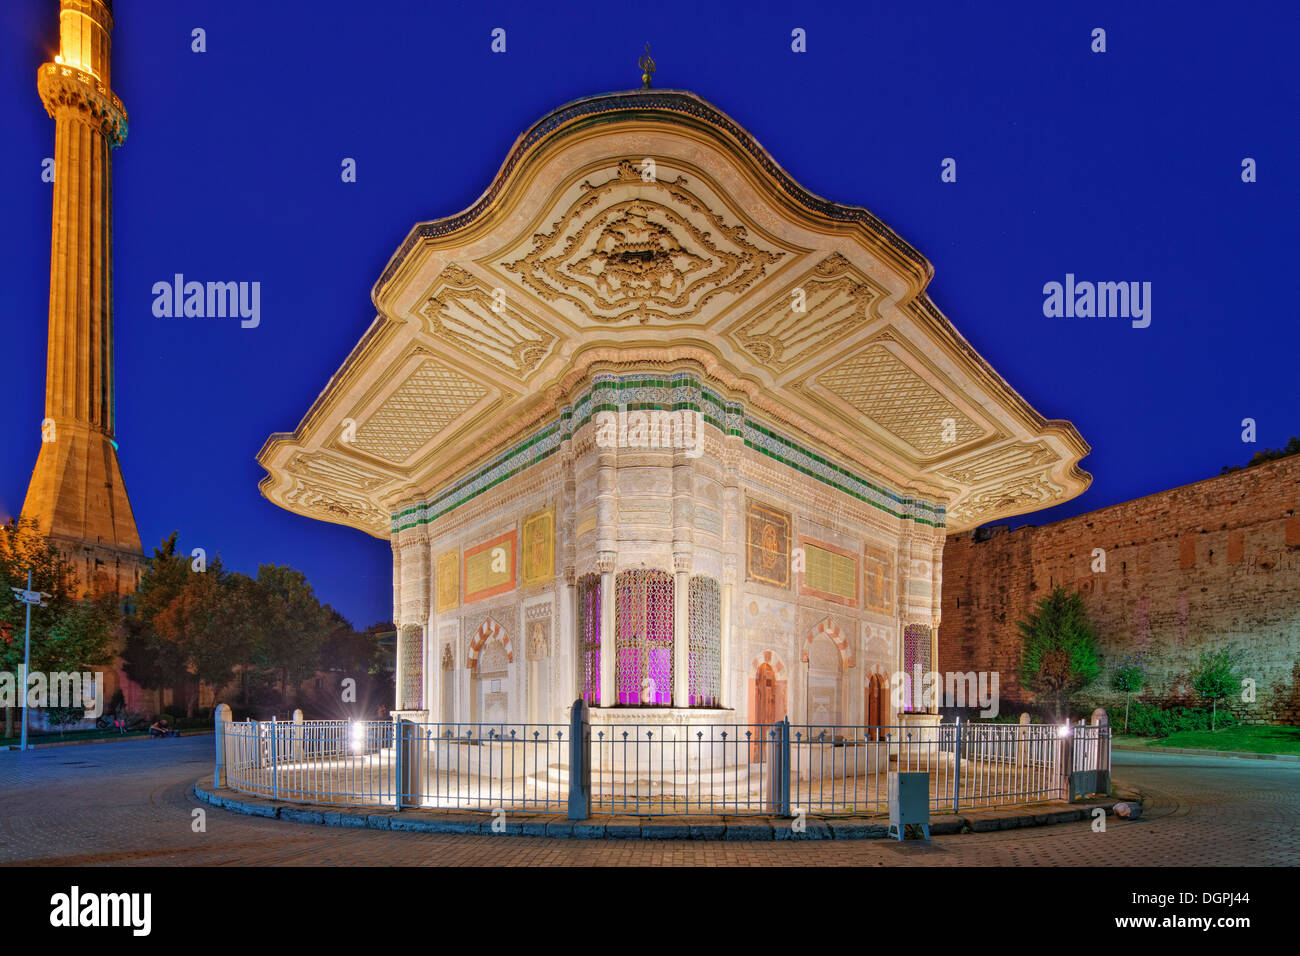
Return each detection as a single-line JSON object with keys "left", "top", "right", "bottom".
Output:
{"left": 46, "top": 705, "right": 84, "bottom": 737}
{"left": 249, "top": 564, "right": 334, "bottom": 705}
{"left": 1221, "top": 434, "right": 1300, "bottom": 474}
{"left": 1191, "top": 645, "right": 1245, "bottom": 731}
{"left": 319, "top": 609, "right": 382, "bottom": 676}
{"left": 1017, "top": 586, "right": 1101, "bottom": 722}
{"left": 0, "top": 518, "right": 115, "bottom": 736}
{"left": 1108, "top": 653, "right": 1147, "bottom": 734}
{"left": 122, "top": 533, "right": 194, "bottom": 707}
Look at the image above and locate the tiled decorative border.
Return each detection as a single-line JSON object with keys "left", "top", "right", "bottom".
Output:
{"left": 392, "top": 372, "right": 946, "bottom": 534}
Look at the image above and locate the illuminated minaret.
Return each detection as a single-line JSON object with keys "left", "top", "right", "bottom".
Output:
{"left": 21, "top": 0, "right": 143, "bottom": 596}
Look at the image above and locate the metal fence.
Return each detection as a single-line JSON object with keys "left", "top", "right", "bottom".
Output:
{"left": 215, "top": 709, "right": 1110, "bottom": 819}
{"left": 220, "top": 718, "right": 569, "bottom": 811}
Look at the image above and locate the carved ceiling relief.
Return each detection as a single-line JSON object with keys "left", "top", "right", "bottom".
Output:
{"left": 287, "top": 451, "right": 393, "bottom": 492}
{"left": 727, "top": 253, "right": 882, "bottom": 373}
{"left": 935, "top": 441, "right": 1060, "bottom": 485}
{"left": 417, "top": 264, "right": 557, "bottom": 379}
{"left": 351, "top": 359, "right": 488, "bottom": 463}
{"left": 946, "top": 471, "right": 1066, "bottom": 526}
{"left": 816, "top": 343, "right": 984, "bottom": 456}
{"left": 283, "top": 479, "right": 389, "bottom": 533}
{"left": 502, "top": 159, "right": 783, "bottom": 324}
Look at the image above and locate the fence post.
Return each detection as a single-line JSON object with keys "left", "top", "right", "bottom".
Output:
{"left": 394, "top": 717, "right": 422, "bottom": 810}
{"left": 394, "top": 718, "right": 406, "bottom": 810}
{"left": 764, "top": 717, "right": 791, "bottom": 818}
{"left": 780, "top": 718, "right": 791, "bottom": 817}
{"left": 567, "top": 699, "right": 591, "bottom": 821}
{"left": 213, "top": 703, "right": 231, "bottom": 788}
{"left": 269, "top": 716, "right": 279, "bottom": 800}
{"left": 952, "top": 718, "right": 963, "bottom": 812}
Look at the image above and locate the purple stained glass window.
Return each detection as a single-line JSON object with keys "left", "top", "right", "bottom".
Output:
{"left": 688, "top": 576, "right": 720, "bottom": 707}
{"left": 577, "top": 574, "right": 601, "bottom": 706}
{"left": 615, "top": 569, "right": 674, "bottom": 706}
{"left": 902, "top": 623, "right": 932, "bottom": 713}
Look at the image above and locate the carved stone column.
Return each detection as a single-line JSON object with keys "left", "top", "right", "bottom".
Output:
{"left": 561, "top": 565, "right": 576, "bottom": 709}
{"left": 673, "top": 555, "right": 691, "bottom": 707}
{"left": 557, "top": 441, "right": 577, "bottom": 710}
{"left": 595, "top": 439, "right": 617, "bottom": 707}
{"left": 597, "top": 551, "right": 615, "bottom": 707}
{"left": 672, "top": 447, "right": 694, "bottom": 707}
{"left": 720, "top": 437, "right": 742, "bottom": 712}
{"left": 721, "top": 558, "right": 737, "bottom": 711}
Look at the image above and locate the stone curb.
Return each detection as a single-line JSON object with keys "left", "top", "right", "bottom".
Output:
{"left": 3, "top": 730, "right": 213, "bottom": 751}
{"left": 193, "top": 778, "right": 1119, "bottom": 841}
{"left": 1113, "top": 744, "right": 1300, "bottom": 763}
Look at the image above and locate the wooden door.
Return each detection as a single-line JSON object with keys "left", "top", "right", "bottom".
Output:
{"left": 752, "top": 663, "right": 776, "bottom": 761}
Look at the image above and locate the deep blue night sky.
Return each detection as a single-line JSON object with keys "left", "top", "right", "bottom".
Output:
{"left": 2, "top": 1, "right": 1296, "bottom": 629}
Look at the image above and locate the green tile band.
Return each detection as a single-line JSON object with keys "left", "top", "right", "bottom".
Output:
{"left": 393, "top": 372, "right": 945, "bottom": 533}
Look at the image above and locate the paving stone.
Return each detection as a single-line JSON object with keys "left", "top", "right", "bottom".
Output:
{"left": 389, "top": 817, "right": 440, "bottom": 833}
{"left": 828, "top": 822, "right": 888, "bottom": 839}
{"left": 3, "top": 738, "right": 1298, "bottom": 866}
{"left": 280, "top": 808, "right": 325, "bottom": 826}
{"left": 640, "top": 825, "right": 692, "bottom": 840}
{"left": 723, "top": 824, "right": 774, "bottom": 841}
{"left": 322, "top": 811, "right": 370, "bottom": 828}
{"left": 603, "top": 824, "right": 642, "bottom": 839}
{"left": 688, "top": 824, "right": 726, "bottom": 840}
{"left": 428, "top": 817, "right": 482, "bottom": 834}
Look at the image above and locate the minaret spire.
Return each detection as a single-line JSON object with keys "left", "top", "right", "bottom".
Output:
{"left": 21, "top": 0, "right": 142, "bottom": 596}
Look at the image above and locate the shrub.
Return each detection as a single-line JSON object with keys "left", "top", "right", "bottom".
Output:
{"left": 1124, "top": 701, "right": 1240, "bottom": 737}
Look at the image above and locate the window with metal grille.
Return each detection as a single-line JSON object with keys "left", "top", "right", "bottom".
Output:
{"left": 615, "top": 569, "right": 674, "bottom": 706}
{"left": 577, "top": 574, "right": 601, "bottom": 706}
{"left": 399, "top": 627, "right": 424, "bottom": 710}
{"left": 688, "top": 575, "right": 720, "bottom": 707}
{"left": 902, "top": 623, "right": 932, "bottom": 713}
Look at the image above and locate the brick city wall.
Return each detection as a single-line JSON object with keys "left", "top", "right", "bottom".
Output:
{"left": 939, "top": 454, "right": 1300, "bottom": 724}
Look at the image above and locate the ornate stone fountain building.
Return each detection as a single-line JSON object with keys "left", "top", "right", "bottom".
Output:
{"left": 258, "top": 90, "right": 1090, "bottom": 736}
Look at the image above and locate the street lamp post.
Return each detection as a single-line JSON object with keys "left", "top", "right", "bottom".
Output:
{"left": 10, "top": 570, "right": 51, "bottom": 752}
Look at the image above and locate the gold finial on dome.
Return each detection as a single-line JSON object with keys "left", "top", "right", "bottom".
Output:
{"left": 638, "top": 43, "right": 655, "bottom": 89}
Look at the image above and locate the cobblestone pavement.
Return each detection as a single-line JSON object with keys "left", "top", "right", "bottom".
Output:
{"left": 1, "top": 737, "right": 1296, "bottom": 866}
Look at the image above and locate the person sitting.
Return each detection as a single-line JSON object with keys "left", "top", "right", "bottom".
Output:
{"left": 149, "top": 718, "right": 170, "bottom": 738}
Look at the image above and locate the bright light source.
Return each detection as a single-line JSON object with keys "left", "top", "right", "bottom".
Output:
{"left": 350, "top": 721, "right": 365, "bottom": 753}
{"left": 1058, "top": 723, "right": 1071, "bottom": 738}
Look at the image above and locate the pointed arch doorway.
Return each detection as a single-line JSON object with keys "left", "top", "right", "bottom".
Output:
{"left": 866, "top": 671, "right": 888, "bottom": 739}
{"left": 748, "top": 651, "right": 788, "bottom": 762}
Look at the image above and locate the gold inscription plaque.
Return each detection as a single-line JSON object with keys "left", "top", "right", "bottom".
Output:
{"left": 464, "top": 532, "right": 517, "bottom": 603}
{"left": 522, "top": 508, "right": 555, "bottom": 586}
{"left": 436, "top": 550, "right": 460, "bottom": 612}
{"left": 746, "top": 502, "right": 790, "bottom": 588}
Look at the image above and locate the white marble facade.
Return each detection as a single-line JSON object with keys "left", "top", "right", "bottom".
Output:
{"left": 391, "top": 365, "right": 944, "bottom": 730}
